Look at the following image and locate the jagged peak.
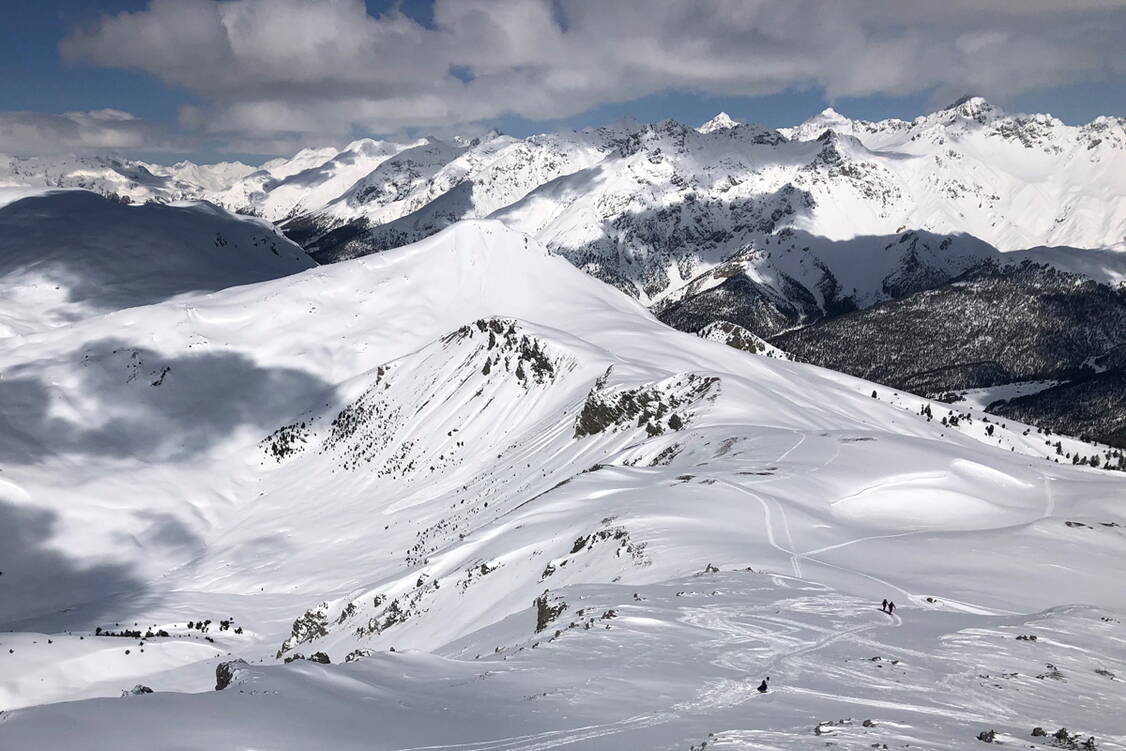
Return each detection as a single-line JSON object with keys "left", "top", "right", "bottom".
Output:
{"left": 698, "top": 112, "right": 740, "bottom": 134}
{"left": 937, "top": 95, "right": 1002, "bottom": 122}
{"left": 450, "top": 130, "right": 505, "bottom": 149}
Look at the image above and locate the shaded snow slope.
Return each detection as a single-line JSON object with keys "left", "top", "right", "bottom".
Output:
{"left": 0, "top": 189, "right": 313, "bottom": 335}
{"left": 0, "top": 220, "right": 1123, "bottom": 749}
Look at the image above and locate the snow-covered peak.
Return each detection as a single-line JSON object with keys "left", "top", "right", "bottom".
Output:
{"left": 451, "top": 130, "right": 504, "bottom": 148}
{"left": 808, "top": 107, "right": 850, "bottom": 128}
{"left": 779, "top": 106, "right": 856, "bottom": 141}
{"left": 261, "top": 146, "right": 340, "bottom": 180}
{"left": 338, "top": 137, "right": 414, "bottom": 160}
{"left": 698, "top": 111, "right": 740, "bottom": 134}
{"left": 937, "top": 94, "right": 1002, "bottom": 123}
{"left": 0, "top": 153, "right": 204, "bottom": 204}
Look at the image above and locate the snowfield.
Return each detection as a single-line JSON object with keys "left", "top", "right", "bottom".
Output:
{"left": 0, "top": 200, "right": 1123, "bottom": 749}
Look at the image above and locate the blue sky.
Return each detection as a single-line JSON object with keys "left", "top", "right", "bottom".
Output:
{"left": 3, "top": 0, "right": 1124, "bottom": 163}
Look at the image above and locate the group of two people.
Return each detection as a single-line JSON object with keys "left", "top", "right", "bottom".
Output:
{"left": 754, "top": 598, "right": 899, "bottom": 695}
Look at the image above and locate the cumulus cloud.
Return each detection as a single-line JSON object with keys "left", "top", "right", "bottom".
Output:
{"left": 0, "top": 109, "right": 186, "bottom": 156}
{"left": 41, "top": 0, "right": 1126, "bottom": 149}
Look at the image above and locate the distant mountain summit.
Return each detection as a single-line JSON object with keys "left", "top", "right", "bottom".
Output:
{"left": 698, "top": 111, "right": 740, "bottom": 133}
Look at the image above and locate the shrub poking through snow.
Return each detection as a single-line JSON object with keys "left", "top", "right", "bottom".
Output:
{"left": 574, "top": 373, "right": 718, "bottom": 438}
{"left": 534, "top": 590, "right": 567, "bottom": 633}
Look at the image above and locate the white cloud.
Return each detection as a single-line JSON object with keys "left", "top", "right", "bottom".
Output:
{"left": 0, "top": 109, "right": 186, "bottom": 155}
{"left": 30, "top": 0, "right": 1126, "bottom": 152}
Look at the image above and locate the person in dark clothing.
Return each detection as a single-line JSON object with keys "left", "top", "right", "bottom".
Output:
{"left": 757, "top": 677, "right": 769, "bottom": 693}
{"left": 887, "top": 601, "right": 896, "bottom": 615}
{"left": 881, "top": 599, "right": 888, "bottom": 612}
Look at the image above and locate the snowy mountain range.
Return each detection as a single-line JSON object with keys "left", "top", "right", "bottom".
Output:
{"left": 0, "top": 190, "right": 1123, "bottom": 748}
{"left": 5, "top": 99, "right": 1122, "bottom": 288}
{"left": 9, "top": 98, "right": 1121, "bottom": 447}
{"left": 8, "top": 99, "right": 1122, "bottom": 316}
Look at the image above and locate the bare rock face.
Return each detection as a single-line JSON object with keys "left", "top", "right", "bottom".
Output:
{"left": 215, "top": 659, "right": 249, "bottom": 691}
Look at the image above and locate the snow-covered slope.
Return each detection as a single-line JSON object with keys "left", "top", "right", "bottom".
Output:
{"left": 0, "top": 219, "right": 1122, "bottom": 749}
{"left": 782, "top": 97, "right": 1126, "bottom": 251}
{"left": 287, "top": 136, "right": 503, "bottom": 248}
{"left": 0, "top": 188, "right": 313, "bottom": 336}
{"left": 301, "top": 127, "right": 626, "bottom": 259}
{"left": 141, "top": 159, "right": 258, "bottom": 193}
{"left": 0, "top": 154, "right": 207, "bottom": 204}
{"left": 210, "top": 138, "right": 421, "bottom": 222}
{"left": 698, "top": 319, "right": 791, "bottom": 360}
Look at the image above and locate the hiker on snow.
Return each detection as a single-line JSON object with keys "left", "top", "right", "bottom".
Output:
{"left": 887, "top": 601, "right": 896, "bottom": 615}
{"left": 881, "top": 598, "right": 888, "bottom": 612}
{"left": 757, "top": 677, "right": 769, "bottom": 693}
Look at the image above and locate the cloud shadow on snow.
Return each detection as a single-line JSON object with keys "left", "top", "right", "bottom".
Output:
{"left": 0, "top": 191, "right": 307, "bottom": 315}
{"left": 0, "top": 499, "right": 189, "bottom": 630}
{"left": 0, "top": 337, "right": 335, "bottom": 464}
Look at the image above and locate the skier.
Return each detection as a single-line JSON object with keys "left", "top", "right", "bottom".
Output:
{"left": 887, "top": 601, "right": 896, "bottom": 615}
{"left": 881, "top": 598, "right": 888, "bottom": 612}
{"left": 757, "top": 677, "right": 769, "bottom": 693}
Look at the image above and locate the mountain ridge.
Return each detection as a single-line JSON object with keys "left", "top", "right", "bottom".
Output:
{"left": 2, "top": 102, "right": 1122, "bottom": 450}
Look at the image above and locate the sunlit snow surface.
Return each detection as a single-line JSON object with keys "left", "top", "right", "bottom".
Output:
{"left": 0, "top": 209, "right": 1123, "bottom": 749}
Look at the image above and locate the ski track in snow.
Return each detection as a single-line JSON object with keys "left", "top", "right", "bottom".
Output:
{"left": 392, "top": 610, "right": 898, "bottom": 751}
{"left": 389, "top": 433, "right": 928, "bottom": 751}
